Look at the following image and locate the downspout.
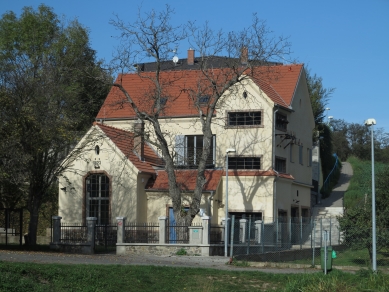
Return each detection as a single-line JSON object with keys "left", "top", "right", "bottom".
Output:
{"left": 272, "top": 106, "right": 280, "bottom": 222}
{"left": 207, "top": 191, "right": 215, "bottom": 219}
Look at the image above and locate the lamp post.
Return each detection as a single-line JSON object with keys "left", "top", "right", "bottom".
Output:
{"left": 325, "top": 108, "right": 330, "bottom": 124}
{"left": 365, "top": 118, "right": 377, "bottom": 272}
{"left": 225, "top": 148, "right": 236, "bottom": 257}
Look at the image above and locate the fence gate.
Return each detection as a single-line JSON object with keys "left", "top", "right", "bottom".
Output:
{"left": 94, "top": 224, "right": 117, "bottom": 252}
{"left": 0, "top": 208, "right": 23, "bottom": 246}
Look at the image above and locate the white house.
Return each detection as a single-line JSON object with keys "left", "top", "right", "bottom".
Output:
{"left": 58, "top": 50, "right": 315, "bottom": 231}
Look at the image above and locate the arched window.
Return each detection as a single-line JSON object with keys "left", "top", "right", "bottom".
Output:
{"left": 95, "top": 145, "right": 100, "bottom": 155}
{"left": 85, "top": 173, "right": 109, "bottom": 225}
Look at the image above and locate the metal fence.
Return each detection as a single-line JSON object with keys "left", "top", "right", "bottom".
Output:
{"left": 0, "top": 208, "right": 23, "bottom": 246}
{"left": 95, "top": 224, "right": 117, "bottom": 251}
{"left": 60, "top": 223, "right": 88, "bottom": 243}
{"left": 210, "top": 224, "right": 224, "bottom": 244}
{"left": 125, "top": 222, "right": 159, "bottom": 243}
{"left": 166, "top": 223, "right": 202, "bottom": 244}
{"left": 227, "top": 215, "right": 389, "bottom": 270}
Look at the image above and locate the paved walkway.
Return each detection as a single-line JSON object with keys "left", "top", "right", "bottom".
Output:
{"left": 0, "top": 250, "right": 324, "bottom": 274}
{"left": 318, "top": 161, "right": 353, "bottom": 208}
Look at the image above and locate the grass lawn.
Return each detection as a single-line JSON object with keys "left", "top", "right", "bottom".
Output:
{"left": 1, "top": 261, "right": 388, "bottom": 292}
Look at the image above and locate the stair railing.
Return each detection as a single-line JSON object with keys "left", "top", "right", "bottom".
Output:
{"left": 322, "top": 153, "right": 340, "bottom": 194}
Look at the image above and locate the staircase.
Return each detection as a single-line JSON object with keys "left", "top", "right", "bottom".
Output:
{"left": 305, "top": 161, "right": 352, "bottom": 247}
{"left": 308, "top": 207, "right": 344, "bottom": 247}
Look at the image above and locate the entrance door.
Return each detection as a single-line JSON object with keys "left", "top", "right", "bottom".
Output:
{"left": 168, "top": 207, "right": 189, "bottom": 243}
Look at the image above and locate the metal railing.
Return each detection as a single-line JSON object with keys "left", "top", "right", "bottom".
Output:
{"left": 210, "top": 224, "right": 224, "bottom": 244}
{"left": 60, "top": 223, "right": 87, "bottom": 243}
{"left": 322, "top": 153, "right": 340, "bottom": 193}
{"left": 125, "top": 222, "right": 159, "bottom": 243}
{"left": 95, "top": 224, "right": 117, "bottom": 249}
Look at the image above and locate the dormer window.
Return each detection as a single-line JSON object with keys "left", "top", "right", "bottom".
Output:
{"left": 160, "top": 98, "right": 167, "bottom": 105}
{"left": 276, "top": 113, "right": 288, "bottom": 131}
{"left": 199, "top": 95, "right": 210, "bottom": 104}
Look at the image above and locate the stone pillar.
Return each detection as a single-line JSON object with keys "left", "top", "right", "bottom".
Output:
{"left": 158, "top": 216, "right": 167, "bottom": 244}
{"left": 86, "top": 217, "right": 97, "bottom": 250}
{"left": 240, "top": 219, "right": 247, "bottom": 243}
{"left": 51, "top": 216, "right": 62, "bottom": 243}
{"left": 116, "top": 217, "right": 126, "bottom": 244}
{"left": 255, "top": 220, "right": 263, "bottom": 244}
{"left": 189, "top": 226, "right": 203, "bottom": 244}
{"left": 201, "top": 216, "right": 210, "bottom": 244}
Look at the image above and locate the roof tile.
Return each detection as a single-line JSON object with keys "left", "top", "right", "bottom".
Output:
{"left": 96, "top": 123, "right": 159, "bottom": 174}
{"left": 96, "top": 64, "right": 303, "bottom": 120}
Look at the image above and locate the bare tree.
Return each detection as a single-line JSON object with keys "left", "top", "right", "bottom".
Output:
{"left": 109, "top": 6, "right": 291, "bottom": 226}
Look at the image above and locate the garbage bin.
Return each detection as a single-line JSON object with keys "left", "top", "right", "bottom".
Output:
{"left": 320, "top": 246, "right": 332, "bottom": 271}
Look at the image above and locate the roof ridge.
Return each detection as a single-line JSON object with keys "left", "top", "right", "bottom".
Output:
{"left": 115, "top": 63, "right": 303, "bottom": 76}
{"left": 95, "top": 122, "right": 134, "bottom": 135}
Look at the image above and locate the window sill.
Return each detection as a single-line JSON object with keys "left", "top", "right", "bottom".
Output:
{"left": 225, "top": 125, "right": 264, "bottom": 129}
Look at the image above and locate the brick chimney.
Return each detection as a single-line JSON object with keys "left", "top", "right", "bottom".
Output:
{"left": 240, "top": 46, "right": 248, "bottom": 65}
{"left": 133, "top": 119, "right": 144, "bottom": 161}
{"left": 187, "top": 48, "right": 195, "bottom": 65}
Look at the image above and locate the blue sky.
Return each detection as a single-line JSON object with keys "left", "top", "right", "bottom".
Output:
{"left": 2, "top": 0, "right": 388, "bottom": 132}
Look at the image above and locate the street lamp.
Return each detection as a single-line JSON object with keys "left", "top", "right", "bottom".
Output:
{"left": 365, "top": 118, "right": 377, "bottom": 272}
{"left": 225, "top": 148, "right": 236, "bottom": 257}
{"left": 325, "top": 108, "right": 330, "bottom": 123}
{"left": 328, "top": 116, "right": 333, "bottom": 125}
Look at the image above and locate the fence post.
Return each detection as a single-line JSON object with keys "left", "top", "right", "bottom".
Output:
{"left": 255, "top": 220, "right": 263, "bottom": 244}
{"left": 289, "top": 217, "right": 292, "bottom": 247}
{"left": 51, "top": 216, "right": 62, "bottom": 243}
{"left": 230, "top": 215, "right": 235, "bottom": 258}
{"left": 116, "top": 217, "right": 126, "bottom": 244}
{"left": 239, "top": 219, "right": 247, "bottom": 243}
{"left": 158, "top": 216, "right": 167, "bottom": 244}
{"left": 300, "top": 216, "right": 303, "bottom": 250}
{"left": 201, "top": 216, "right": 210, "bottom": 244}
{"left": 329, "top": 218, "right": 332, "bottom": 246}
{"left": 320, "top": 218, "right": 323, "bottom": 247}
{"left": 86, "top": 217, "right": 97, "bottom": 251}
{"left": 221, "top": 218, "right": 227, "bottom": 244}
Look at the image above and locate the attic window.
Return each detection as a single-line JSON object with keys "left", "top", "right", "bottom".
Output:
{"left": 160, "top": 98, "right": 167, "bottom": 105}
{"left": 199, "top": 96, "right": 209, "bottom": 104}
{"left": 226, "top": 111, "right": 263, "bottom": 128}
{"left": 95, "top": 145, "right": 100, "bottom": 155}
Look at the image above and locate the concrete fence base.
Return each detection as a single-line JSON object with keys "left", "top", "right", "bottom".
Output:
{"left": 116, "top": 243, "right": 226, "bottom": 257}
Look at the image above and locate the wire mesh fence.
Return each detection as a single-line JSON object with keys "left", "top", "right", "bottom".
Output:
{"left": 229, "top": 215, "right": 389, "bottom": 270}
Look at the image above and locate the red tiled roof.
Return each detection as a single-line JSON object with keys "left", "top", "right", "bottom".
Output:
{"left": 146, "top": 169, "right": 294, "bottom": 191}
{"left": 95, "top": 123, "right": 158, "bottom": 174}
{"left": 147, "top": 169, "right": 223, "bottom": 192}
{"left": 226, "top": 170, "right": 294, "bottom": 180}
{"left": 96, "top": 64, "right": 303, "bottom": 120}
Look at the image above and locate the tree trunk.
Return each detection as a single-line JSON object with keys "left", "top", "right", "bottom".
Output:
{"left": 26, "top": 188, "right": 43, "bottom": 246}
{"left": 174, "top": 210, "right": 193, "bottom": 242}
